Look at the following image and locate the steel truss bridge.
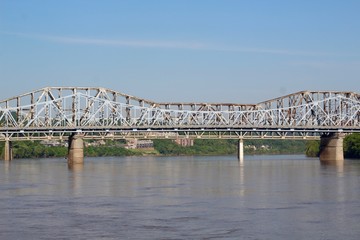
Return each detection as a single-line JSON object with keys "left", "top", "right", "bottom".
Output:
{"left": 0, "top": 87, "right": 360, "bottom": 142}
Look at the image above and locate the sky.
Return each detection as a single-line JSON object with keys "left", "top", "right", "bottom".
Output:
{"left": 0, "top": 0, "right": 359, "bottom": 104}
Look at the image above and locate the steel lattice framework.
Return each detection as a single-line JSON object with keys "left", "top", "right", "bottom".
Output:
{"left": 0, "top": 87, "right": 359, "bottom": 141}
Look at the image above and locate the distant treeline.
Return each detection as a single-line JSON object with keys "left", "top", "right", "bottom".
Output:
{"left": 0, "top": 140, "right": 141, "bottom": 159}
{"left": 3, "top": 135, "right": 360, "bottom": 159}
{"left": 1, "top": 138, "right": 308, "bottom": 159}
{"left": 153, "top": 139, "right": 306, "bottom": 156}
{"left": 1, "top": 134, "right": 359, "bottom": 159}
{"left": 306, "top": 133, "right": 360, "bottom": 159}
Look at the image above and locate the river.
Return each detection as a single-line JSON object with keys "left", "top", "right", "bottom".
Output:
{"left": 1, "top": 155, "right": 360, "bottom": 239}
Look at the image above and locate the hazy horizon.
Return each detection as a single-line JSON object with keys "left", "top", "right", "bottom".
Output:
{"left": 1, "top": 1, "right": 359, "bottom": 103}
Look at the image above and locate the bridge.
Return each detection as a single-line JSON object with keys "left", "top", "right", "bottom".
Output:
{"left": 1, "top": 87, "right": 359, "bottom": 163}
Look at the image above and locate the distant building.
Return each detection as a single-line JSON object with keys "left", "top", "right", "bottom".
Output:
{"left": 244, "top": 145, "right": 270, "bottom": 151}
{"left": 85, "top": 140, "right": 106, "bottom": 147}
{"left": 260, "top": 145, "right": 270, "bottom": 150}
{"left": 174, "top": 138, "right": 194, "bottom": 147}
{"left": 245, "top": 145, "right": 257, "bottom": 150}
{"left": 125, "top": 139, "right": 154, "bottom": 149}
{"left": 40, "top": 140, "right": 67, "bottom": 147}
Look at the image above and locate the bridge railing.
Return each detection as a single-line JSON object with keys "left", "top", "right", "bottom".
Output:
{"left": 0, "top": 88, "right": 359, "bottom": 133}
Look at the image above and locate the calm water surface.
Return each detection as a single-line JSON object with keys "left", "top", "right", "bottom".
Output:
{"left": 1, "top": 155, "right": 360, "bottom": 240}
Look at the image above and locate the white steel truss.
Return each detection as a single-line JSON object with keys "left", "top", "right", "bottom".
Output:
{"left": 0, "top": 87, "right": 359, "bottom": 140}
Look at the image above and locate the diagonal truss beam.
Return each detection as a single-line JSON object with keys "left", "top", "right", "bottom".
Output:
{"left": 0, "top": 88, "right": 359, "bottom": 140}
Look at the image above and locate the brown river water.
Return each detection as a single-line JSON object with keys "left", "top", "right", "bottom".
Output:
{"left": 1, "top": 155, "right": 360, "bottom": 239}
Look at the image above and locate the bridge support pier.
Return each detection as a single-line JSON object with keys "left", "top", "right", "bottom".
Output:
{"left": 4, "top": 140, "right": 13, "bottom": 161}
{"left": 319, "top": 133, "right": 344, "bottom": 162}
{"left": 238, "top": 139, "right": 244, "bottom": 163}
{"left": 68, "top": 134, "right": 84, "bottom": 164}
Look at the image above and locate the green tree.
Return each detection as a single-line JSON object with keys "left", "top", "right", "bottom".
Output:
{"left": 344, "top": 133, "right": 360, "bottom": 158}
{"left": 305, "top": 140, "right": 320, "bottom": 157}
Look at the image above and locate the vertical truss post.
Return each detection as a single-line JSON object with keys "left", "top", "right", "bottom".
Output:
{"left": 16, "top": 97, "right": 20, "bottom": 125}
{"left": 72, "top": 88, "right": 77, "bottom": 126}
{"left": 126, "top": 96, "right": 131, "bottom": 123}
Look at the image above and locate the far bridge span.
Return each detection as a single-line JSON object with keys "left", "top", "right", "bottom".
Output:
{"left": 1, "top": 87, "right": 359, "bottom": 163}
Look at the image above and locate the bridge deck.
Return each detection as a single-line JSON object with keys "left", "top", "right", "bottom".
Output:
{"left": 1, "top": 87, "right": 359, "bottom": 141}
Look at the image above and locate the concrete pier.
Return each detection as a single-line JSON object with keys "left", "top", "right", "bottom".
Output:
{"left": 4, "top": 140, "right": 13, "bottom": 161}
{"left": 238, "top": 139, "right": 244, "bottom": 163}
{"left": 68, "top": 134, "right": 84, "bottom": 164}
{"left": 319, "top": 133, "right": 344, "bottom": 162}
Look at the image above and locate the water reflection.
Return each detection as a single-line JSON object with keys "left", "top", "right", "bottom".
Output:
{"left": 320, "top": 160, "right": 344, "bottom": 176}
{"left": 3, "top": 160, "right": 10, "bottom": 173}
{"left": 320, "top": 160, "right": 344, "bottom": 167}
{"left": 68, "top": 163, "right": 84, "bottom": 196}
{"left": 1, "top": 156, "right": 360, "bottom": 240}
{"left": 68, "top": 162, "right": 84, "bottom": 172}
{"left": 238, "top": 163, "right": 245, "bottom": 197}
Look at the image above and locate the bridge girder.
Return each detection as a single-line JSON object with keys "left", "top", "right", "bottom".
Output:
{"left": 0, "top": 87, "right": 359, "bottom": 140}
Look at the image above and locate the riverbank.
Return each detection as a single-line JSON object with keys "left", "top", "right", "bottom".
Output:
{"left": 1, "top": 139, "right": 308, "bottom": 159}
{"left": 305, "top": 133, "right": 360, "bottom": 159}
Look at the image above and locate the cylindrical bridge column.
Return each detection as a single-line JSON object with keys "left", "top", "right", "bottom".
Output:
{"left": 319, "top": 133, "right": 344, "bottom": 162}
{"left": 68, "top": 134, "right": 84, "bottom": 164}
{"left": 4, "top": 140, "right": 13, "bottom": 161}
{"left": 238, "top": 139, "right": 244, "bottom": 163}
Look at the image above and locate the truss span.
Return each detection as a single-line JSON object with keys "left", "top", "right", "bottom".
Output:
{"left": 0, "top": 87, "right": 359, "bottom": 140}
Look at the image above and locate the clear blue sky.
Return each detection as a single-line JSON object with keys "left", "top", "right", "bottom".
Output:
{"left": 0, "top": 0, "right": 359, "bottom": 103}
